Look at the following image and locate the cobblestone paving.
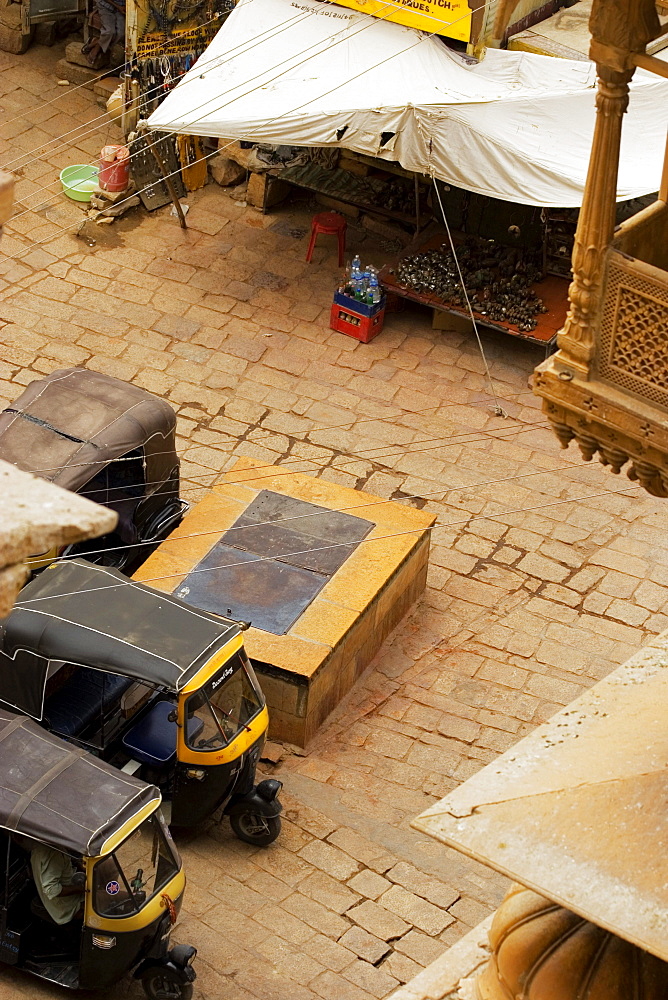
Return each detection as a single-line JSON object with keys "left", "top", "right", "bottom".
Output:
{"left": 1, "top": 40, "right": 668, "bottom": 1000}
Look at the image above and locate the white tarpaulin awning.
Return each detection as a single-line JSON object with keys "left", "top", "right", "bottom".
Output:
{"left": 147, "top": 0, "right": 668, "bottom": 207}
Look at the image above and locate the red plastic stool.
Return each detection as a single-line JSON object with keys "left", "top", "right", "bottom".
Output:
{"left": 306, "top": 211, "right": 347, "bottom": 266}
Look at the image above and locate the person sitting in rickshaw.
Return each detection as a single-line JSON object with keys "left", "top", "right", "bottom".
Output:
{"left": 30, "top": 843, "right": 84, "bottom": 925}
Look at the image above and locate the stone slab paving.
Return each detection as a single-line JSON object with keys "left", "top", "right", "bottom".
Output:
{"left": 0, "top": 39, "right": 668, "bottom": 1000}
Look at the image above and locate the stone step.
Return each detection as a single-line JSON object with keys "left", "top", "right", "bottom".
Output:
{"left": 93, "top": 75, "right": 121, "bottom": 100}
{"left": 65, "top": 40, "right": 93, "bottom": 68}
{"left": 64, "top": 40, "right": 124, "bottom": 71}
{"left": 54, "top": 58, "right": 98, "bottom": 89}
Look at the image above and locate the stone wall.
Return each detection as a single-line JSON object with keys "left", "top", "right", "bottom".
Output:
{"left": 0, "top": 460, "right": 117, "bottom": 616}
{"left": 388, "top": 917, "right": 492, "bottom": 1000}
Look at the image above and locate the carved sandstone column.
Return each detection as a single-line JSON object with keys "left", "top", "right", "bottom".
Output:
{"left": 556, "top": 66, "right": 632, "bottom": 372}
{"left": 555, "top": 0, "right": 660, "bottom": 373}
{"left": 477, "top": 884, "right": 668, "bottom": 1000}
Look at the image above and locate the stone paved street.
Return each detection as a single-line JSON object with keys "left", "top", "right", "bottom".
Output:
{"left": 1, "top": 40, "right": 668, "bottom": 1000}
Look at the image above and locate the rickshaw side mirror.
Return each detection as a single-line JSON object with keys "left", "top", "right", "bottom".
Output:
{"left": 167, "top": 709, "right": 178, "bottom": 724}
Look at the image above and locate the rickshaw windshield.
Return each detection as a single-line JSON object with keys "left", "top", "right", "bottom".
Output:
{"left": 185, "top": 653, "right": 264, "bottom": 752}
{"left": 93, "top": 814, "right": 179, "bottom": 918}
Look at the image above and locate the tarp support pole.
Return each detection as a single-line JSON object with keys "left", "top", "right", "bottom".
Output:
{"left": 150, "top": 142, "right": 188, "bottom": 230}
{"left": 414, "top": 174, "right": 420, "bottom": 234}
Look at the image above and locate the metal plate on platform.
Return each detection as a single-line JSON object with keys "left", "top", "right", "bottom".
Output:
{"left": 174, "top": 490, "right": 374, "bottom": 634}
{"left": 224, "top": 491, "right": 374, "bottom": 576}
{"left": 174, "top": 545, "right": 325, "bottom": 635}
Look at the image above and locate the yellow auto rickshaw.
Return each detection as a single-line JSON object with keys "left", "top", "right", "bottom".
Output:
{"left": 0, "top": 558, "right": 282, "bottom": 845}
{"left": 0, "top": 709, "right": 196, "bottom": 998}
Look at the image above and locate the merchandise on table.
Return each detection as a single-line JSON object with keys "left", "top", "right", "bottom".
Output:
{"left": 394, "top": 238, "right": 548, "bottom": 332}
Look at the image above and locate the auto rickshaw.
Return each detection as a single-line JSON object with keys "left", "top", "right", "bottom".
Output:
{"left": 0, "top": 558, "right": 283, "bottom": 846}
{"left": 0, "top": 367, "right": 187, "bottom": 572}
{"left": 0, "top": 708, "right": 196, "bottom": 998}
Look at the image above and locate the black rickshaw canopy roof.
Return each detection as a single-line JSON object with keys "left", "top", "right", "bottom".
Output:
{"left": 0, "top": 367, "right": 177, "bottom": 493}
{"left": 0, "top": 560, "right": 242, "bottom": 716}
{"left": 0, "top": 709, "right": 161, "bottom": 856}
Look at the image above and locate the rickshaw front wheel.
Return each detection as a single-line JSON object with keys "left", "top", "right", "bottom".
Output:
{"left": 230, "top": 811, "right": 281, "bottom": 846}
{"left": 141, "top": 968, "right": 194, "bottom": 1000}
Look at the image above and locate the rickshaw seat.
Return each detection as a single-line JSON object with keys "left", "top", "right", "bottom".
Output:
{"left": 44, "top": 668, "right": 133, "bottom": 738}
{"left": 122, "top": 700, "right": 203, "bottom": 768}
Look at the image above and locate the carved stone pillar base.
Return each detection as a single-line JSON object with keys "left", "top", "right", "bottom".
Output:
{"left": 476, "top": 884, "right": 668, "bottom": 1000}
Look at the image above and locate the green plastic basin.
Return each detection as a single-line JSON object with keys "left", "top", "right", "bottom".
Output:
{"left": 60, "top": 164, "right": 99, "bottom": 203}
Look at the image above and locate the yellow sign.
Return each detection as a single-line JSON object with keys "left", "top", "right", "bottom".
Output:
{"left": 327, "top": 0, "right": 472, "bottom": 42}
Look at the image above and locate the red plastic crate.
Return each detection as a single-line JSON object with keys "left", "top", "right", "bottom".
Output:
{"left": 329, "top": 301, "right": 385, "bottom": 343}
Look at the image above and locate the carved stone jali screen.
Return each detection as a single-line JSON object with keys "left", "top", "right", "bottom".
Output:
{"left": 596, "top": 251, "right": 668, "bottom": 409}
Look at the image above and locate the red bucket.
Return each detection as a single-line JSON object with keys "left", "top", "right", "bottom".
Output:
{"left": 99, "top": 144, "right": 130, "bottom": 192}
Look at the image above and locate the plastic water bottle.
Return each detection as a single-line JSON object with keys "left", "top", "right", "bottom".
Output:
{"left": 347, "top": 256, "right": 362, "bottom": 299}
{"left": 368, "top": 276, "right": 381, "bottom": 305}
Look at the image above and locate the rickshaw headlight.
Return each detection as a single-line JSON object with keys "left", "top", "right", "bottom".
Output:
{"left": 257, "top": 779, "right": 282, "bottom": 802}
{"left": 92, "top": 934, "right": 116, "bottom": 950}
{"left": 170, "top": 944, "right": 197, "bottom": 968}
{"left": 186, "top": 769, "right": 205, "bottom": 781}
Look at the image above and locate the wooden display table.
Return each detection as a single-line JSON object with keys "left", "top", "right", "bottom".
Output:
{"left": 380, "top": 231, "right": 570, "bottom": 352}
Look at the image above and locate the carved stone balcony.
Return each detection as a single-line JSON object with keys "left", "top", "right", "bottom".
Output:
{"left": 528, "top": 0, "right": 668, "bottom": 499}
{"left": 535, "top": 200, "right": 668, "bottom": 497}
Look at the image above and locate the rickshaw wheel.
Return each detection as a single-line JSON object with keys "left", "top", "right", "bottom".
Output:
{"left": 141, "top": 968, "right": 194, "bottom": 1000}
{"left": 230, "top": 812, "right": 281, "bottom": 846}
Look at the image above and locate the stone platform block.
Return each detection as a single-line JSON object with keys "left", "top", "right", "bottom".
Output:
{"left": 134, "top": 458, "right": 435, "bottom": 745}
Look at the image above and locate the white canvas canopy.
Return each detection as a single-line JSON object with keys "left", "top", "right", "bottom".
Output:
{"left": 147, "top": 0, "right": 668, "bottom": 207}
